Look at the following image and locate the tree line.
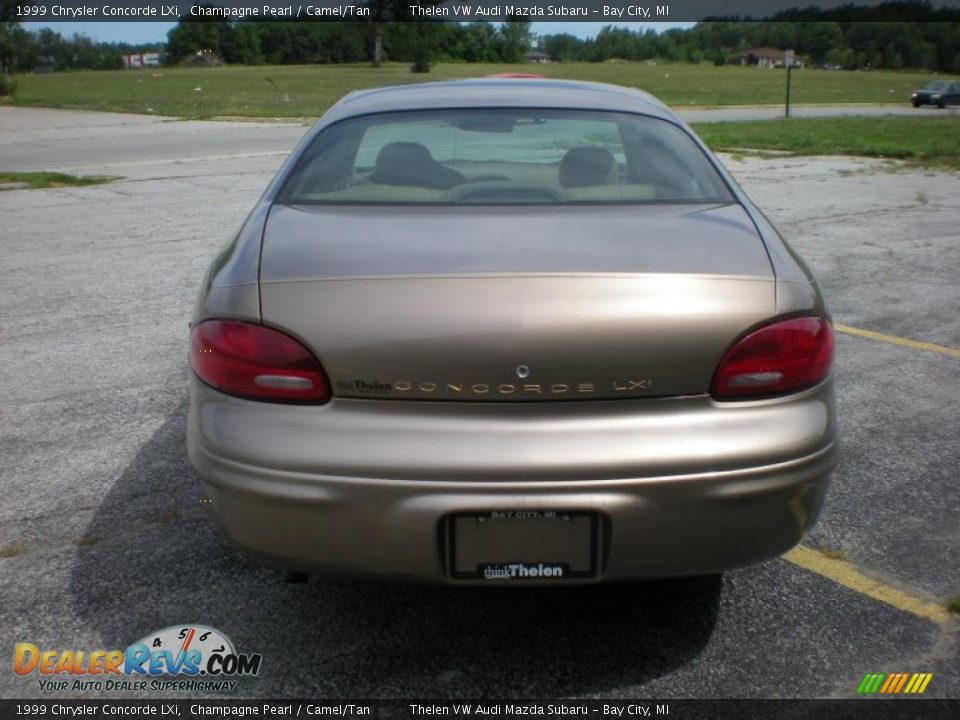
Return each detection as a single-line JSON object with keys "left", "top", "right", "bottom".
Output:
{"left": 1, "top": 2, "right": 959, "bottom": 88}
{"left": 164, "top": 18, "right": 535, "bottom": 68}
{"left": 545, "top": 18, "right": 960, "bottom": 72}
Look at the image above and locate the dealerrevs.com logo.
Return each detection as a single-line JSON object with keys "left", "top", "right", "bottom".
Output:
{"left": 14, "top": 625, "right": 261, "bottom": 693}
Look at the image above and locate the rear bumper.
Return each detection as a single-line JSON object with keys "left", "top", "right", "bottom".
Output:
{"left": 188, "top": 378, "right": 836, "bottom": 582}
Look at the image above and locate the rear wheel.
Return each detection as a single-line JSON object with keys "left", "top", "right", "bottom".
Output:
{"left": 937, "top": 100, "right": 947, "bottom": 109}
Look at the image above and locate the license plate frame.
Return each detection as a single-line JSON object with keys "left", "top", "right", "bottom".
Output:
{"left": 446, "top": 510, "right": 599, "bottom": 581}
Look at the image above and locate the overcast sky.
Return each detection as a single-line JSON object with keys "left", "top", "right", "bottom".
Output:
{"left": 23, "top": 21, "right": 693, "bottom": 45}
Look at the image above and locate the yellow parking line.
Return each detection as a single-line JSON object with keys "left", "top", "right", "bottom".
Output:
{"left": 835, "top": 324, "right": 960, "bottom": 359}
{"left": 782, "top": 546, "right": 951, "bottom": 625}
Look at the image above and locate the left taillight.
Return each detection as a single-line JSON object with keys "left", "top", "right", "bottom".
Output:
{"left": 190, "top": 320, "right": 331, "bottom": 403}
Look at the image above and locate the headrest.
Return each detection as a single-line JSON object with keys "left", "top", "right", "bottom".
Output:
{"left": 559, "top": 147, "right": 616, "bottom": 189}
{"left": 372, "top": 142, "right": 437, "bottom": 188}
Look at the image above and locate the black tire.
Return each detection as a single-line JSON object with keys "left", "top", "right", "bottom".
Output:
{"left": 912, "top": 100, "right": 921, "bottom": 108}
{"left": 937, "top": 101, "right": 946, "bottom": 109}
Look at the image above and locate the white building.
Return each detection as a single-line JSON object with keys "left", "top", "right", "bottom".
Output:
{"left": 124, "top": 53, "right": 161, "bottom": 69}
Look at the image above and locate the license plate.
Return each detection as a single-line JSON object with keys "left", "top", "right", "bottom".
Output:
{"left": 447, "top": 510, "right": 599, "bottom": 580}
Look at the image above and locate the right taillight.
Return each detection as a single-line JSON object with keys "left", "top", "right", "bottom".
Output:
{"left": 711, "top": 316, "right": 834, "bottom": 400}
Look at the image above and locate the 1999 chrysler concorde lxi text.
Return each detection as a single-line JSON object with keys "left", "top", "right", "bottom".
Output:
{"left": 187, "top": 79, "right": 837, "bottom": 583}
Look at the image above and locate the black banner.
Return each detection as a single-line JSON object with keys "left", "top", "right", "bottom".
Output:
{"left": 1, "top": 700, "right": 959, "bottom": 720}
{"left": 9, "top": 0, "right": 960, "bottom": 23}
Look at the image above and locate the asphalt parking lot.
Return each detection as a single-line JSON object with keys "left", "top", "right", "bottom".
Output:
{"left": 0, "top": 107, "right": 957, "bottom": 700}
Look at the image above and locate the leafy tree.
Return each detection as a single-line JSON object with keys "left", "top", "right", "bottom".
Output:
{"left": 594, "top": 26, "right": 639, "bottom": 61}
{"left": 359, "top": 1, "right": 448, "bottom": 68}
{"left": 473, "top": 22, "right": 501, "bottom": 62}
{"left": 825, "top": 46, "right": 858, "bottom": 68}
{"left": 542, "top": 33, "right": 584, "bottom": 63}
{"left": 883, "top": 41, "right": 905, "bottom": 68}
{"left": 384, "top": 20, "right": 447, "bottom": 71}
{"left": 0, "top": 0, "right": 26, "bottom": 94}
{"left": 166, "top": 13, "right": 232, "bottom": 64}
{"left": 224, "top": 22, "right": 263, "bottom": 65}
{"left": 457, "top": 22, "right": 499, "bottom": 62}
{"left": 795, "top": 22, "right": 845, "bottom": 62}
{"left": 26, "top": 27, "right": 63, "bottom": 69}
{"left": 497, "top": 16, "right": 532, "bottom": 63}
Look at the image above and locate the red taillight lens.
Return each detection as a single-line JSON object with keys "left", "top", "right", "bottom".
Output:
{"left": 190, "top": 320, "right": 330, "bottom": 403}
{"left": 711, "top": 316, "right": 834, "bottom": 400}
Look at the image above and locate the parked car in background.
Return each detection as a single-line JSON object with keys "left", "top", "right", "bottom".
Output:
{"left": 911, "top": 80, "right": 960, "bottom": 108}
{"left": 188, "top": 79, "right": 837, "bottom": 584}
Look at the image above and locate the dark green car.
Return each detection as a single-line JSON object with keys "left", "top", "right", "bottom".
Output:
{"left": 911, "top": 80, "right": 960, "bottom": 108}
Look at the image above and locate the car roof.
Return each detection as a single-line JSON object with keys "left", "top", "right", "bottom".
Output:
{"left": 319, "top": 78, "right": 677, "bottom": 126}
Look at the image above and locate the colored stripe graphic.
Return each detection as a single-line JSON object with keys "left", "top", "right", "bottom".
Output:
{"left": 858, "top": 674, "right": 884, "bottom": 694}
{"left": 858, "top": 672, "right": 933, "bottom": 694}
{"left": 889, "top": 674, "right": 906, "bottom": 693}
{"left": 893, "top": 674, "right": 910, "bottom": 693}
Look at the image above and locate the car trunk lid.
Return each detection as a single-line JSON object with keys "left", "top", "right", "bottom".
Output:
{"left": 259, "top": 203, "right": 775, "bottom": 401}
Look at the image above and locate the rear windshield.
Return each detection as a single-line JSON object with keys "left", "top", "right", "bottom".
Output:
{"left": 276, "top": 109, "right": 733, "bottom": 205}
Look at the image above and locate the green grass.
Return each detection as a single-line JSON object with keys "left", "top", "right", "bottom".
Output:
{"left": 147, "top": 511, "right": 179, "bottom": 524}
{"left": 72, "top": 536, "right": 103, "bottom": 548}
{"left": 817, "top": 545, "right": 847, "bottom": 561}
{"left": 0, "top": 543, "right": 26, "bottom": 558}
{"left": 693, "top": 116, "right": 960, "bottom": 169}
{"left": 948, "top": 596, "right": 960, "bottom": 615}
{"left": 7, "top": 62, "right": 941, "bottom": 119}
{"left": 0, "top": 171, "right": 116, "bottom": 189}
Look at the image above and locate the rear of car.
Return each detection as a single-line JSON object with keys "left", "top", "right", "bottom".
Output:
{"left": 187, "top": 81, "right": 836, "bottom": 583}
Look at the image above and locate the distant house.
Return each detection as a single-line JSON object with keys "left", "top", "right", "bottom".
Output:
{"left": 738, "top": 48, "right": 803, "bottom": 69}
{"left": 526, "top": 50, "right": 550, "bottom": 64}
{"left": 124, "top": 53, "right": 161, "bottom": 69}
